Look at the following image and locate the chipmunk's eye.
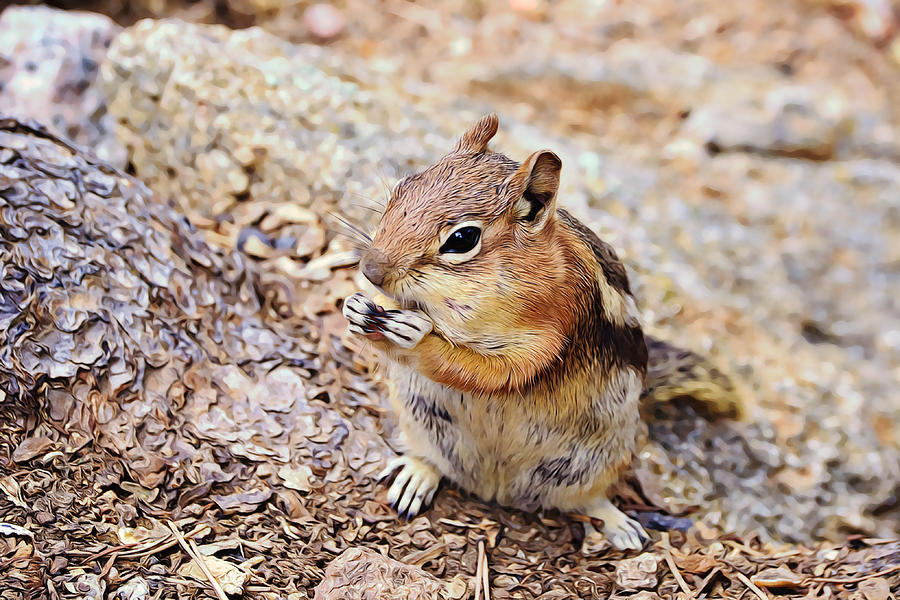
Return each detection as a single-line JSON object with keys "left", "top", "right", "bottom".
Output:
{"left": 439, "top": 226, "right": 481, "bottom": 254}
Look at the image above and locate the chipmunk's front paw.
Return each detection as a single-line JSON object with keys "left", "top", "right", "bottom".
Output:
{"left": 378, "top": 456, "right": 441, "bottom": 519}
{"left": 586, "top": 499, "right": 649, "bottom": 552}
{"left": 343, "top": 292, "right": 432, "bottom": 349}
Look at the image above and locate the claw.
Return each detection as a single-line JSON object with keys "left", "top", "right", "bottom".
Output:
{"left": 424, "top": 486, "right": 437, "bottom": 506}
{"left": 396, "top": 470, "right": 423, "bottom": 516}
{"left": 407, "top": 495, "right": 424, "bottom": 519}
{"left": 377, "top": 456, "right": 408, "bottom": 482}
{"left": 343, "top": 292, "right": 432, "bottom": 349}
{"left": 378, "top": 456, "right": 441, "bottom": 519}
{"left": 584, "top": 499, "right": 649, "bottom": 552}
{"left": 387, "top": 466, "right": 414, "bottom": 506}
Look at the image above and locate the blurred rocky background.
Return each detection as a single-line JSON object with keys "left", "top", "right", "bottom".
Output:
{"left": 0, "top": 1, "right": 898, "bottom": 598}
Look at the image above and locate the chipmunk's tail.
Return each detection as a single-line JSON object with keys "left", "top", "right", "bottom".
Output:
{"left": 640, "top": 336, "right": 745, "bottom": 420}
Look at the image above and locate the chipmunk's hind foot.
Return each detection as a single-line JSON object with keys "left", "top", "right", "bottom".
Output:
{"left": 586, "top": 499, "right": 649, "bottom": 551}
{"left": 379, "top": 456, "right": 441, "bottom": 519}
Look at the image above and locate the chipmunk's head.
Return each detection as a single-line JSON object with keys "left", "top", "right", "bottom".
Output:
{"left": 359, "top": 114, "right": 569, "bottom": 348}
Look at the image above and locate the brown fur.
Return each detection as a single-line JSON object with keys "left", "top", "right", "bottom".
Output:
{"left": 346, "top": 114, "right": 743, "bottom": 548}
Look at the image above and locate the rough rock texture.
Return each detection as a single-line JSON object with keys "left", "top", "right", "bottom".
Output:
{"left": 0, "top": 6, "right": 125, "bottom": 167}
{"left": 0, "top": 115, "right": 387, "bottom": 501}
{"left": 470, "top": 47, "right": 892, "bottom": 161}
{"left": 99, "top": 19, "right": 466, "bottom": 220}
{"left": 314, "top": 547, "right": 466, "bottom": 600}
{"left": 335, "top": 0, "right": 900, "bottom": 159}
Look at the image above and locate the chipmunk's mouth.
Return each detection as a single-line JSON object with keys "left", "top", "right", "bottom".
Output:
{"left": 357, "top": 273, "right": 428, "bottom": 314}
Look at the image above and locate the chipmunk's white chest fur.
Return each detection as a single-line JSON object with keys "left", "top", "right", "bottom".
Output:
{"left": 385, "top": 361, "right": 642, "bottom": 512}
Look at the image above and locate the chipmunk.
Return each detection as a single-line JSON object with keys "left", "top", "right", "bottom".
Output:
{"left": 342, "top": 114, "right": 743, "bottom": 550}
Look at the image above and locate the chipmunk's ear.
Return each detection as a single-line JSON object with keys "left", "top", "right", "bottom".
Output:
{"left": 452, "top": 113, "right": 499, "bottom": 154}
{"left": 506, "top": 150, "right": 561, "bottom": 230}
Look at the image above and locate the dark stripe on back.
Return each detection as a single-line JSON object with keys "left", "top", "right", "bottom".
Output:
{"left": 558, "top": 208, "right": 632, "bottom": 296}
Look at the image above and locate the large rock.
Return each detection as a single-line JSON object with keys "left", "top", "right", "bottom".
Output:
{"left": 314, "top": 547, "right": 466, "bottom": 600}
{"left": 99, "top": 19, "right": 469, "bottom": 220}
{"left": 0, "top": 118, "right": 387, "bottom": 493}
{"left": 96, "top": 19, "right": 647, "bottom": 224}
{"left": 0, "top": 117, "right": 206, "bottom": 403}
{"left": 680, "top": 80, "right": 850, "bottom": 160}
{"left": 468, "top": 43, "right": 897, "bottom": 161}
{"left": 0, "top": 6, "right": 125, "bottom": 167}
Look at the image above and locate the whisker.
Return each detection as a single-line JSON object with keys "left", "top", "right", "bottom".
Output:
{"left": 325, "top": 211, "right": 373, "bottom": 246}
{"left": 376, "top": 163, "right": 402, "bottom": 207}
{"left": 326, "top": 233, "right": 368, "bottom": 259}
{"left": 325, "top": 225, "right": 370, "bottom": 248}
{"left": 348, "top": 191, "right": 386, "bottom": 209}
{"left": 375, "top": 170, "right": 392, "bottom": 202}
{"left": 350, "top": 203, "right": 386, "bottom": 216}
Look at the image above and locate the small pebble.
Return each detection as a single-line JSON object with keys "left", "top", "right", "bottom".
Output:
{"left": 35, "top": 511, "right": 55, "bottom": 524}
{"left": 304, "top": 3, "right": 345, "bottom": 40}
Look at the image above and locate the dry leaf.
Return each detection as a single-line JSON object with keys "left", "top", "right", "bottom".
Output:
{"left": 751, "top": 566, "right": 806, "bottom": 589}
{"left": 616, "top": 552, "right": 659, "bottom": 589}
{"left": 211, "top": 488, "right": 274, "bottom": 513}
{"left": 0, "top": 523, "right": 34, "bottom": 538}
{"left": 112, "top": 577, "right": 150, "bottom": 600}
{"left": 628, "top": 593, "right": 663, "bottom": 600}
{"left": 12, "top": 437, "right": 53, "bottom": 463}
{"left": 178, "top": 555, "right": 248, "bottom": 595}
{"left": 673, "top": 552, "right": 719, "bottom": 574}
{"left": 278, "top": 465, "right": 313, "bottom": 492}
{"left": 858, "top": 578, "right": 891, "bottom": 600}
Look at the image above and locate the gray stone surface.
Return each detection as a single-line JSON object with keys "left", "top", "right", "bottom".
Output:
{"left": 0, "top": 5, "right": 125, "bottom": 166}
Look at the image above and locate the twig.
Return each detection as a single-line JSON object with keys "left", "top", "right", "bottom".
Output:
{"left": 803, "top": 564, "right": 900, "bottom": 584}
{"left": 79, "top": 523, "right": 210, "bottom": 564}
{"left": 235, "top": 555, "right": 269, "bottom": 585}
{"left": 481, "top": 540, "right": 491, "bottom": 600}
{"left": 663, "top": 550, "right": 694, "bottom": 599}
{"left": 99, "top": 552, "right": 118, "bottom": 579}
{"left": 402, "top": 543, "right": 446, "bottom": 567}
{"left": 188, "top": 538, "right": 231, "bottom": 593}
{"left": 473, "top": 540, "right": 484, "bottom": 600}
{"left": 76, "top": 542, "right": 140, "bottom": 560}
{"left": 166, "top": 521, "right": 229, "bottom": 600}
{"left": 733, "top": 570, "right": 769, "bottom": 600}
{"left": 695, "top": 567, "right": 721, "bottom": 598}
{"left": 127, "top": 524, "right": 212, "bottom": 559}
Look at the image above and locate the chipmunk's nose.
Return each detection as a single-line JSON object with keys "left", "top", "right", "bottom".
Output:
{"left": 360, "top": 248, "right": 390, "bottom": 287}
